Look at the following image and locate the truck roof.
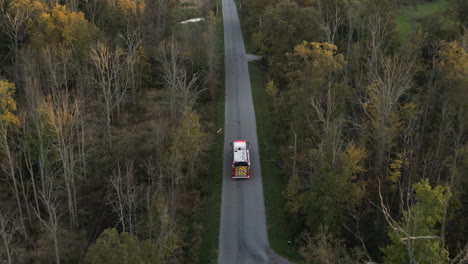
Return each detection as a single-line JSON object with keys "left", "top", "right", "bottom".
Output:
{"left": 233, "top": 140, "right": 248, "bottom": 162}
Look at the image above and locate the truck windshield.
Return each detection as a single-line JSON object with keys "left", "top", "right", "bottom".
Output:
{"left": 235, "top": 162, "right": 248, "bottom": 167}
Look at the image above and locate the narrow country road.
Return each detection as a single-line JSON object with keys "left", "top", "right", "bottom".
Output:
{"left": 217, "top": 0, "right": 269, "bottom": 262}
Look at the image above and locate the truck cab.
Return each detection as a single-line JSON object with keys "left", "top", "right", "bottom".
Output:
{"left": 231, "top": 140, "right": 250, "bottom": 179}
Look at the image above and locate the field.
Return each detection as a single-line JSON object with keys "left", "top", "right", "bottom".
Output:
{"left": 394, "top": 0, "right": 451, "bottom": 41}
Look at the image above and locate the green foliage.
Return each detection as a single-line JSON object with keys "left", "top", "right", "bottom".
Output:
{"left": 298, "top": 144, "right": 367, "bottom": 234}
{"left": 256, "top": 0, "right": 321, "bottom": 65}
{"left": 284, "top": 41, "right": 347, "bottom": 138}
{"left": 382, "top": 179, "right": 451, "bottom": 264}
{"left": 169, "top": 109, "right": 205, "bottom": 164}
{"left": 286, "top": 41, "right": 345, "bottom": 91}
{"left": 265, "top": 80, "right": 278, "bottom": 97}
{"left": 394, "top": 0, "right": 451, "bottom": 42}
{"left": 85, "top": 228, "right": 162, "bottom": 264}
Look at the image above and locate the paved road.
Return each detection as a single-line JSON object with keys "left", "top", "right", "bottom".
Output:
{"left": 217, "top": 0, "right": 270, "bottom": 263}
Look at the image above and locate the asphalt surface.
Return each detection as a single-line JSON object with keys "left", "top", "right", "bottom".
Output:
{"left": 217, "top": 0, "right": 270, "bottom": 263}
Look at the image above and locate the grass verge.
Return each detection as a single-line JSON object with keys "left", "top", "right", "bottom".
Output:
{"left": 249, "top": 61, "right": 302, "bottom": 262}
{"left": 198, "top": 0, "right": 224, "bottom": 262}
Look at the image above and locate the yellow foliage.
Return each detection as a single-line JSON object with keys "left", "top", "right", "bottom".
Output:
{"left": 208, "top": 11, "right": 216, "bottom": 25}
{"left": 0, "top": 80, "right": 20, "bottom": 127}
{"left": 32, "top": 4, "right": 99, "bottom": 53}
{"left": 117, "top": 0, "right": 146, "bottom": 17}
{"left": 265, "top": 80, "right": 278, "bottom": 97}
{"left": 286, "top": 41, "right": 345, "bottom": 89}
{"left": 345, "top": 144, "right": 367, "bottom": 174}
{"left": 170, "top": 109, "right": 206, "bottom": 165}
{"left": 388, "top": 153, "right": 406, "bottom": 183}
{"left": 437, "top": 41, "right": 468, "bottom": 83}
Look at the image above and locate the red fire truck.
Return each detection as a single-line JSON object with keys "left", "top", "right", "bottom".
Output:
{"left": 230, "top": 140, "right": 250, "bottom": 179}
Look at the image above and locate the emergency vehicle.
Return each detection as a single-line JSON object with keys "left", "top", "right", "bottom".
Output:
{"left": 230, "top": 140, "right": 250, "bottom": 179}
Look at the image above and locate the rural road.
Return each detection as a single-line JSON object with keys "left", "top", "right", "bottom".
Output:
{"left": 217, "top": 0, "right": 275, "bottom": 263}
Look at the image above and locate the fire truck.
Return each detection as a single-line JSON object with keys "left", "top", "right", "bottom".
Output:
{"left": 230, "top": 140, "right": 250, "bottom": 179}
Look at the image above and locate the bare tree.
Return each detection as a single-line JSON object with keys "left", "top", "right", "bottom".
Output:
{"left": 90, "top": 42, "right": 129, "bottom": 149}
{"left": 0, "top": 115, "right": 27, "bottom": 239}
{"left": 106, "top": 160, "right": 140, "bottom": 235}
{"left": 155, "top": 39, "right": 183, "bottom": 119}
{"left": 83, "top": 0, "right": 103, "bottom": 25}
{"left": 0, "top": 209, "right": 20, "bottom": 264}
{"left": 43, "top": 93, "right": 81, "bottom": 229}
{"left": 120, "top": 24, "right": 143, "bottom": 106}
{"left": 365, "top": 3, "right": 394, "bottom": 70}
{"left": 174, "top": 70, "right": 205, "bottom": 111}
{"left": 316, "top": 0, "right": 344, "bottom": 44}
{"left": 156, "top": 40, "right": 206, "bottom": 118}
{"left": 33, "top": 181, "right": 62, "bottom": 264}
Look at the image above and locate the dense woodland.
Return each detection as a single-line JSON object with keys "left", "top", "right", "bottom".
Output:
{"left": 0, "top": 0, "right": 220, "bottom": 263}
{"left": 238, "top": 0, "right": 468, "bottom": 263}
{"left": 1, "top": 0, "right": 468, "bottom": 263}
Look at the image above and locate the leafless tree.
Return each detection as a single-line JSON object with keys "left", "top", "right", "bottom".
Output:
{"left": 155, "top": 39, "right": 183, "bottom": 120}
{"left": 42, "top": 46, "right": 73, "bottom": 95}
{"left": 174, "top": 70, "right": 205, "bottom": 111}
{"left": 33, "top": 181, "right": 62, "bottom": 264}
{"left": 0, "top": 209, "right": 20, "bottom": 264}
{"left": 83, "top": 0, "right": 103, "bottom": 25}
{"left": 90, "top": 42, "right": 129, "bottom": 149}
{"left": 316, "top": 0, "right": 344, "bottom": 44}
{"left": 120, "top": 24, "right": 143, "bottom": 106}
{"left": 156, "top": 40, "right": 206, "bottom": 117}
{"left": 365, "top": 4, "right": 394, "bottom": 70}
{"left": 43, "top": 93, "right": 81, "bottom": 229}
{"left": 106, "top": 160, "right": 140, "bottom": 235}
{"left": 0, "top": 117, "right": 27, "bottom": 239}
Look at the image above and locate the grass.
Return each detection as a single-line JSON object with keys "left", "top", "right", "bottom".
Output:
{"left": 249, "top": 61, "right": 302, "bottom": 262}
{"left": 235, "top": 4, "right": 254, "bottom": 54}
{"left": 197, "top": 0, "right": 224, "bottom": 262}
{"left": 394, "top": 0, "right": 451, "bottom": 41}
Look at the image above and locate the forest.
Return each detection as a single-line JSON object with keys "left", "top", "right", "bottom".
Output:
{"left": 0, "top": 0, "right": 467, "bottom": 263}
{"left": 238, "top": 0, "right": 468, "bottom": 263}
{"left": 0, "top": 0, "right": 221, "bottom": 263}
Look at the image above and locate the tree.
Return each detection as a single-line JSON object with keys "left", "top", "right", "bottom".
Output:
{"left": 0, "top": 80, "right": 27, "bottom": 239}
{"left": 315, "top": 0, "right": 345, "bottom": 44}
{"left": 106, "top": 160, "right": 140, "bottom": 235}
{"left": 90, "top": 41, "right": 129, "bottom": 149}
{"left": 284, "top": 41, "right": 346, "bottom": 138}
{"left": 85, "top": 228, "right": 161, "bottom": 264}
{"left": 31, "top": 4, "right": 100, "bottom": 60}
{"left": 168, "top": 109, "right": 206, "bottom": 186}
{"left": 42, "top": 92, "right": 81, "bottom": 229}
{"left": 0, "top": 209, "right": 20, "bottom": 264}
{"left": 33, "top": 184, "right": 62, "bottom": 264}
{"left": 0, "top": 0, "right": 46, "bottom": 81}
{"left": 362, "top": 53, "right": 415, "bottom": 171}
{"left": 257, "top": 0, "right": 321, "bottom": 69}
{"left": 381, "top": 179, "right": 451, "bottom": 264}
{"left": 436, "top": 40, "right": 468, "bottom": 113}
{"left": 119, "top": 24, "right": 143, "bottom": 106}
{"left": 155, "top": 39, "right": 183, "bottom": 120}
